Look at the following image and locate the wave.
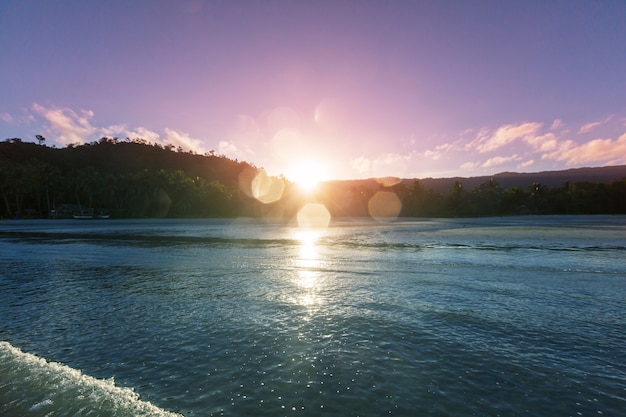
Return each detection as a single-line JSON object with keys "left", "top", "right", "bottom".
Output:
{"left": 3, "top": 229, "right": 625, "bottom": 254}
{"left": 0, "top": 341, "right": 182, "bottom": 417}
{"left": 0, "top": 230, "right": 293, "bottom": 248}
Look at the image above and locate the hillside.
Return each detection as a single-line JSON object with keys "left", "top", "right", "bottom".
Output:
{"left": 416, "top": 165, "right": 626, "bottom": 193}
{"left": 0, "top": 138, "right": 259, "bottom": 218}
{"left": 0, "top": 138, "right": 251, "bottom": 187}
{"left": 1, "top": 138, "right": 626, "bottom": 218}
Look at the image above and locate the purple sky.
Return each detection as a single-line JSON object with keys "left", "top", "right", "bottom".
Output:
{"left": 1, "top": 1, "right": 625, "bottom": 181}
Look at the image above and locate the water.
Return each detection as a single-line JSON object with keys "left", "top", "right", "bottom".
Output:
{"left": 1, "top": 216, "right": 625, "bottom": 416}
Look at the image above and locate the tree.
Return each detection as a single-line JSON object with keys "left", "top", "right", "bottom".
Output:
{"left": 0, "top": 160, "right": 15, "bottom": 216}
{"left": 502, "top": 186, "right": 527, "bottom": 214}
{"left": 527, "top": 182, "right": 548, "bottom": 214}
{"left": 403, "top": 180, "right": 444, "bottom": 217}
{"left": 445, "top": 181, "right": 466, "bottom": 216}
{"left": 470, "top": 178, "right": 503, "bottom": 216}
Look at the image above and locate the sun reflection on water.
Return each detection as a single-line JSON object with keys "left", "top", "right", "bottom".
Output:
{"left": 292, "top": 229, "right": 325, "bottom": 310}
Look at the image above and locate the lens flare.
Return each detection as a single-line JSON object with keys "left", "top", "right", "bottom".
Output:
{"left": 239, "top": 167, "right": 285, "bottom": 204}
{"left": 251, "top": 171, "right": 285, "bottom": 204}
{"left": 368, "top": 191, "right": 402, "bottom": 221}
{"left": 297, "top": 203, "right": 331, "bottom": 229}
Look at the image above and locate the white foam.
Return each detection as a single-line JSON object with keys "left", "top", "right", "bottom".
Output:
{"left": 0, "top": 341, "right": 183, "bottom": 416}
{"left": 29, "top": 399, "right": 54, "bottom": 411}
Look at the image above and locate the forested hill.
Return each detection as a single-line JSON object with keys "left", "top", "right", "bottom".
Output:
{"left": 1, "top": 137, "right": 626, "bottom": 219}
{"left": 416, "top": 165, "right": 626, "bottom": 193}
{"left": 0, "top": 137, "right": 249, "bottom": 186}
{"left": 0, "top": 137, "right": 261, "bottom": 218}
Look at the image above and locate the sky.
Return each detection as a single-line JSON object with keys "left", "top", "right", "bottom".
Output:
{"left": 1, "top": 1, "right": 625, "bottom": 182}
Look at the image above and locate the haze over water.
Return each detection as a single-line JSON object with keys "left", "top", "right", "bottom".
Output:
{"left": 1, "top": 216, "right": 625, "bottom": 416}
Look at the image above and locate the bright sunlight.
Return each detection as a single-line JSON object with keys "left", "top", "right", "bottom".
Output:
{"left": 285, "top": 159, "right": 328, "bottom": 192}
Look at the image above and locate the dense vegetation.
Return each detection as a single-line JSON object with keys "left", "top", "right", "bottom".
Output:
{"left": 0, "top": 137, "right": 263, "bottom": 218}
{"left": 1, "top": 137, "right": 625, "bottom": 219}
{"left": 381, "top": 177, "right": 626, "bottom": 217}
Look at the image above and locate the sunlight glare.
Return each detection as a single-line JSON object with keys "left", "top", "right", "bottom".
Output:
{"left": 292, "top": 228, "right": 324, "bottom": 309}
{"left": 286, "top": 160, "right": 327, "bottom": 192}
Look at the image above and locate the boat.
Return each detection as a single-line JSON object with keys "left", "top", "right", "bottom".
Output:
{"left": 73, "top": 210, "right": 110, "bottom": 220}
{"left": 72, "top": 214, "right": 110, "bottom": 219}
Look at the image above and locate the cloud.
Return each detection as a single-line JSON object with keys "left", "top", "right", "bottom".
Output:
{"left": 475, "top": 122, "right": 542, "bottom": 153}
{"left": 438, "top": 139, "right": 464, "bottom": 153}
{"left": 482, "top": 154, "right": 521, "bottom": 168}
{"left": 518, "top": 159, "right": 535, "bottom": 169}
{"left": 550, "top": 119, "right": 563, "bottom": 130}
{"left": 522, "top": 132, "right": 559, "bottom": 152}
{"left": 211, "top": 114, "right": 265, "bottom": 162}
{"left": 31, "top": 103, "right": 96, "bottom": 145}
{"left": 352, "top": 156, "right": 372, "bottom": 174}
{"left": 418, "top": 116, "right": 626, "bottom": 178}
{"left": 27, "top": 103, "right": 215, "bottom": 154}
{"left": 163, "top": 128, "right": 205, "bottom": 153}
{"left": 218, "top": 140, "right": 239, "bottom": 156}
{"left": 125, "top": 126, "right": 160, "bottom": 142}
{"left": 578, "top": 121, "right": 602, "bottom": 134}
{"left": 544, "top": 132, "right": 626, "bottom": 166}
{"left": 424, "top": 150, "right": 441, "bottom": 160}
{"left": 1, "top": 112, "right": 14, "bottom": 124}
{"left": 100, "top": 124, "right": 206, "bottom": 154}
{"left": 100, "top": 124, "right": 127, "bottom": 137}
{"left": 352, "top": 152, "right": 413, "bottom": 177}
{"left": 460, "top": 161, "right": 480, "bottom": 170}
{"left": 578, "top": 115, "right": 613, "bottom": 134}
{"left": 218, "top": 139, "right": 256, "bottom": 162}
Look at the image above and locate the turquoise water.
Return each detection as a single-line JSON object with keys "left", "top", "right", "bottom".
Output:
{"left": 1, "top": 216, "right": 625, "bottom": 416}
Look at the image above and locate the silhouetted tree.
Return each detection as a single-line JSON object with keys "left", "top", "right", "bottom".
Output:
{"left": 1, "top": 139, "right": 625, "bottom": 218}
{"left": 445, "top": 181, "right": 466, "bottom": 216}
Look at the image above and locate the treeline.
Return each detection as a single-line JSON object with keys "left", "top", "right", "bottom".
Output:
{"left": 318, "top": 177, "right": 626, "bottom": 218}
{"left": 1, "top": 137, "right": 625, "bottom": 219}
{"left": 0, "top": 137, "right": 268, "bottom": 218}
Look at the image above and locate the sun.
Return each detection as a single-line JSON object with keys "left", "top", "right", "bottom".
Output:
{"left": 285, "top": 160, "right": 327, "bottom": 192}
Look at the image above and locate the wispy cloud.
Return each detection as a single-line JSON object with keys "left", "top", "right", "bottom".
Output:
{"left": 578, "top": 115, "right": 613, "bottom": 134}
{"left": 522, "top": 132, "right": 559, "bottom": 152}
{"left": 352, "top": 152, "right": 414, "bottom": 178}
{"left": 423, "top": 150, "right": 441, "bottom": 160}
{"left": 100, "top": 124, "right": 128, "bottom": 137}
{"left": 460, "top": 161, "right": 480, "bottom": 170}
{"left": 544, "top": 133, "right": 626, "bottom": 166}
{"left": 125, "top": 126, "right": 160, "bottom": 143}
{"left": 218, "top": 140, "right": 239, "bottom": 156}
{"left": 32, "top": 103, "right": 96, "bottom": 145}
{"left": 29, "top": 103, "right": 209, "bottom": 153}
{"left": 482, "top": 154, "right": 521, "bottom": 168}
{"left": 163, "top": 128, "right": 205, "bottom": 153}
{"left": 578, "top": 121, "right": 602, "bottom": 134}
{"left": 550, "top": 119, "right": 563, "bottom": 130}
{"left": 218, "top": 140, "right": 256, "bottom": 161}
{"left": 475, "top": 122, "right": 542, "bottom": 153}
{"left": 517, "top": 159, "right": 535, "bottom": 169}
{"left": 422, "top": 114, "right": 626, "bottom": 176}
{"left": 1, "top": 112, "right": 14, "bottom": 124}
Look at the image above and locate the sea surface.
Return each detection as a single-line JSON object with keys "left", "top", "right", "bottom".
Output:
{"left": 1, "top": 215, "right": 625, "bottom": 416}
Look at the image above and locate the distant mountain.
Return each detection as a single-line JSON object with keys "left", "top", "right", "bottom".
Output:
{"left": 414, "top": 165, "right": 626, "bottom": 193}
